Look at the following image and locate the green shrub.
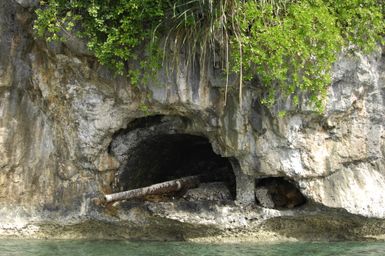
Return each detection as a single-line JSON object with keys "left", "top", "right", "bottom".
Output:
{"left": 34, "top": 0, "right": 384, "bottom": 111}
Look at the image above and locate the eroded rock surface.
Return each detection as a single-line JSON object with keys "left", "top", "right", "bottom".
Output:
{"left": 183, "top": 182, "right": 232, "bottom": 201}
{"left": 0, "top": 1, "right": 384, "bottom": 241}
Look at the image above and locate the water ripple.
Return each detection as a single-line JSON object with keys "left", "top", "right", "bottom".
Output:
{"left": 0, "top": 240, "right": 385, "bottom": 256}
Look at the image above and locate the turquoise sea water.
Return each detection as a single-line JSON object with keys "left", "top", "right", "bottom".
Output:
{"left": 1, "top": 240, "right": 385, "bottom": 256}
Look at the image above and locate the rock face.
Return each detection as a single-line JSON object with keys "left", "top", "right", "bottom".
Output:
{"left": 0, "top": 1, "right": 384, "bottom": 241}
{"left": 183, "top": 182, "right": 232, "bottom": 201}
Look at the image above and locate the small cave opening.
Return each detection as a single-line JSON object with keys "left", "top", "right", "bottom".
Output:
{"left": 255, "top": 177, "right": 306, "bottom": 209}
{"left": 111, "top": 130, "right": 236, "bottom": 201}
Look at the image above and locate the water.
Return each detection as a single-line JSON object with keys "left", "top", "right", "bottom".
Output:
{"left": 1, "top": 240, "right": 385, "bottom": 256}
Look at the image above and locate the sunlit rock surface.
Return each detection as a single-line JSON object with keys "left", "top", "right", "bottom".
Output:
{"left": 0, "top": 1, "right": 384, "bottom": 241}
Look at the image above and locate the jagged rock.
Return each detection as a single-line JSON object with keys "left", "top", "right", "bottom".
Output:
{"left": 183, "top": 182, "right": 232, "bottom": 201}
{"left": 255, "top": 188, "right": 275, "bottom": 209}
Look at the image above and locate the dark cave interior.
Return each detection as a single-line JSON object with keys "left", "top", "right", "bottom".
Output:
{"left": 115, "top": 133, "right": 236, "bottom": 199}
{"left": 255, "top": 177, "right": 306, "bottom": 209}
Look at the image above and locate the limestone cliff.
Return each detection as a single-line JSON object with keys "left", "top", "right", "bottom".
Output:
{"left": 0, "top": 1, "right": 384, "bottom": 241}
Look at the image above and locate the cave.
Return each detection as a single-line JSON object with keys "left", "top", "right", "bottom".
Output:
{"left": 255, "top": 177, "right": 306, "bottom": 209}
{"left": 109, "top": 115, "right": 236, "bottom": 201}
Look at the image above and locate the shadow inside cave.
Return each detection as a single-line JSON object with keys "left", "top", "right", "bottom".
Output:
{"left": 255, "top": 177, "right": 306, "bottom": 209}
{"left": 108, "top": 115, "right": 236, "bottom": 202}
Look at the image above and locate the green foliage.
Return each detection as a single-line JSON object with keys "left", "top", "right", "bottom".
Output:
{"left": 234, "top": 1, "right": 343, "bottom": 111}
{"left": 34, "top": 0, "right": 384, "bottom": 112}
{"left": 35, "top": 0, "right": 165, "bottom": 77}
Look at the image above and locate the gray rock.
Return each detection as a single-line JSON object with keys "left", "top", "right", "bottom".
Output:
{"left": 0, "top": 2, "right": 384, "bottom": 241}
{"left": 14, "top": 0, "right": 38, "bottom": 8}
{"left": 183, "top": 182, "right": 232, "bottom": 201}
{"left": 255, "top": 188, "right": 275, "bottom": 208}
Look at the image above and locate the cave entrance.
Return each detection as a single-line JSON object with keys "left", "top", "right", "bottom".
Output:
{"left": 109, "top": 117, "right": 236, "bottom": 201}
{"left": 255, "top": 177, "right": 306, "bottom": 209}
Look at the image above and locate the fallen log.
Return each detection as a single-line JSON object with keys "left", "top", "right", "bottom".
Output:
{"left": 104, "top": 175, "right": 200, "bottom": 203}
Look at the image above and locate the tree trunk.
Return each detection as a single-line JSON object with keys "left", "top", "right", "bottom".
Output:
{"left": 104, "top": 176, "right": 200, "bottom": 203}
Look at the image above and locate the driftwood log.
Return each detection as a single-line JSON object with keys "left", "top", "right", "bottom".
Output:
{"left": 104, "top": 175, "right": 200, "bottom": 203}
